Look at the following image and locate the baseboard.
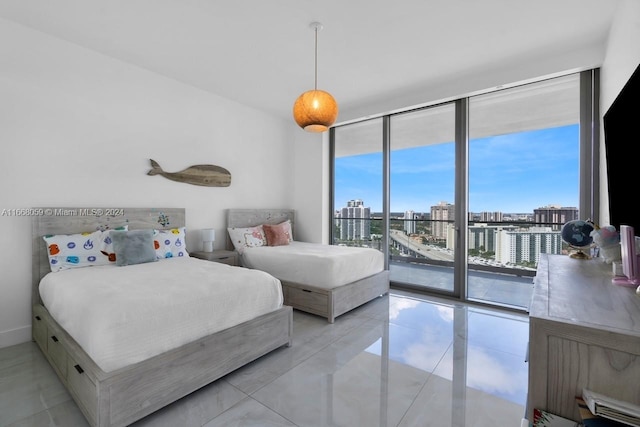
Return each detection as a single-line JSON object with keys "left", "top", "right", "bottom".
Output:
{"left": 0, "top": 325, "right": 32, "bottom": 349}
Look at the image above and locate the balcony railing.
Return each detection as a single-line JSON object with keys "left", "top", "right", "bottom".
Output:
{"left": 333, "top": 217, "right": 550, "bottom": 308}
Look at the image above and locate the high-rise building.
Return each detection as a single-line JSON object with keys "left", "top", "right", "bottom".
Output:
{"left": 534, "top": 205, "right": 578, "bottom": 230}
{"left": 431, "top": 201, "right": 455, "bottom": 239}
{"left": 468, "top": 224, "right": 518, "bottom": 252}
{"left": 479, "top": 211, "right": 503, "bottom": 222}
{"left": 339, "top": 199, "right": 371, "bottom": 241}
{"left": 404, "top": 210, "right": 417, "bottom": 234}
{"left": 444, "top": 223, "right": 563, "bottom": 266}
{"left": 496, "top": 226, "right": 563, "bottom": 264}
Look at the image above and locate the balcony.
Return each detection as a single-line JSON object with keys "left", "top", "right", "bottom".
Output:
{"left": 333, "top": 217, "right": 569, "bottom": 310}
{"left": 389, "top": 258, "right": 534, "bottom": 309}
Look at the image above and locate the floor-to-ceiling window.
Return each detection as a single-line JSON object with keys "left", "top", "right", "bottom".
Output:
{"left": 331, "top": 70, "right": 598, "bottom": 310}
{"left": 388, "top": 103, "right": 456, "bottom": 294}
{"left": 332, "top": 118, "right": 384, "bottom": 250}
{"left": 467, "top": 74, "right": 581, "bottom": 307}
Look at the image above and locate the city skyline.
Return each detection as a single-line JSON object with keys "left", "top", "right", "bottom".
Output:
{"left": 335, "top": 124, "right": 579, "bottom": 214}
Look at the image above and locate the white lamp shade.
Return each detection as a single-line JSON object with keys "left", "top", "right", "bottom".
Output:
{"left": 202, "top": 229, "right": 216, "bottom": 252}
{"left": 202, "top": 229, "right": 216, "bottom": 242}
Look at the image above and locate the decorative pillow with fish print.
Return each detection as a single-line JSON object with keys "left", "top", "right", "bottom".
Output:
{"left": 227, "top": 225, "right": 267, "bottom": 254}
{"left": 153, "top": 227, "right": 189, "bottom": 259}
{"left": 43, "top": 226, "right": 128, "bottom": 272}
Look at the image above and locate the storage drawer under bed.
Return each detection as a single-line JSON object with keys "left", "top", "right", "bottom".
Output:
{"left": 67, "top": 355, "right": 97, "bottom": 425}
{"left": 47, "top": 327, "right": 68, "bottom": 378}
{"left": 32, "top": 311, "right": 47, "bottom": 352}
{"left": 33, "top": 305, "right": 98, "bottom": 426}
{"left": 283, "top": 285, "right": 329, "bottom": 314}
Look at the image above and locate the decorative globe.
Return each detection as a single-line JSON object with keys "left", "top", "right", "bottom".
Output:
{"left": 561, "top": 220, "right": 595, "bottom": 259}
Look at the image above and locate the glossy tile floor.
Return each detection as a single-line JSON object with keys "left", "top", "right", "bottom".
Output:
{"left": 1, "top": 290, "right": 529, "bottom": 427}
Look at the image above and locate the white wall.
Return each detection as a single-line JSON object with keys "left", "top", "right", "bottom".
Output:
{"left": 598, "top": 0, "right": 640, "bottom": 225}
{"left": 291, "top": 131, "right": 330, "bottom": 244}
{"left": 0, "top": 19, "right": 300, "bottom": 347}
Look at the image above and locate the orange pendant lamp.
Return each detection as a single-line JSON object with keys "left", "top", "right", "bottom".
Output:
{"left": 293, "top": 22, "right": 338, "bottom": 132}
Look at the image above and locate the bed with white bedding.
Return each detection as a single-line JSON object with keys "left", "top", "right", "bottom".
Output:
{"left": 241, "top": 241, "right": 383, "bottom": 289}
{"left": 227, "top": 209, "right": 389, "bottom": 323}
{"left": 31, "top": 208, "right": 292, "bottom": 427}
{"left": 39, "top": 257, "right": 283, "bottom": 373}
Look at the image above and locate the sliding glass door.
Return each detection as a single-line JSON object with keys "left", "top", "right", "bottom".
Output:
{"left": 467, "top": 74, "right": 581, "bottom": 308}
{"left": 388, "top": 103, "right": 457, "bottom": 294}
{"left": 331, "top": 70, "right": 595, "bottom": 310}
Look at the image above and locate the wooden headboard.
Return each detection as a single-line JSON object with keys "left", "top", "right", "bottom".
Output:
{"left": 32, "top": 207, "right": 185, "bottom": 306}
{"left": 226, "top": 209, "right": 295, "bottom": 250}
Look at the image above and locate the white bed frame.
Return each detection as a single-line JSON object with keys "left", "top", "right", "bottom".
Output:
{"left": 226, "top": 209, "right": 390, "bottom": 323}
{"left": 31, "top": 207, "right": 292, "bottom": 427}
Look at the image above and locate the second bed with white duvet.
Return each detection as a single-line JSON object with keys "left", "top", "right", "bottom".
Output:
{"left": 240, "top": 241, "right": 384, "bottom": 289}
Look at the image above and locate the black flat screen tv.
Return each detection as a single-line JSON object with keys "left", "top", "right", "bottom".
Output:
{"left": 603, "top": 62, "right": 640, "bottom": 235}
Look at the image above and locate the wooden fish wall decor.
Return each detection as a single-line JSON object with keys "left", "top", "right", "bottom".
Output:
{"left": 147, "top": 159, "right": 231, "bottom": 187}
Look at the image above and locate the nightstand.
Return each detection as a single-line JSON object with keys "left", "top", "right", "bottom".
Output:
{"left": 190, "top": 250, "right": 238, "bottom": 266}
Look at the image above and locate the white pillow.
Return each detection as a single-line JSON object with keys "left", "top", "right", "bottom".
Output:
{"left": 153, "top": 227, "right": 189, "bottom": 259}
{"left": 43, "top": 226, "right": 128, "bottom": 272}
{"left": 227, "top": 226, "right": 267, "bottom": 254}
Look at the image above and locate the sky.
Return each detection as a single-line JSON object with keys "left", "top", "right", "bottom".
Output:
{"left": 334, "top": 124, "right": 579, "bottom": 214}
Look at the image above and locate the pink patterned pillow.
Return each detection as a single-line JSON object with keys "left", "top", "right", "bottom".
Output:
{"left": 263, "top": 221, "right": 292, "bottom": 246}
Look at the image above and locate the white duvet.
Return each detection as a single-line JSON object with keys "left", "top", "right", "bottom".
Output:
{"left": 39, "top": 257, "right": 283, "bottom": 373}
{"left": 240, "top": 241, "right": 384, "bottom": 289}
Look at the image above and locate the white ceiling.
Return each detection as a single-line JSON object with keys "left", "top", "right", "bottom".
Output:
{"left": 0, "top": 0, "right": 620, "bottom": 125}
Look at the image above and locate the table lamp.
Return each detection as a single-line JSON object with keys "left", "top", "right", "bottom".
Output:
{"left": 201, "top": 229, "right": 216, "bottom": 252}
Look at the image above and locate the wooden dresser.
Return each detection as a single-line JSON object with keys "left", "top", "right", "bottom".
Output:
{"left": 527, "top": 254, "right": 640, "bottom": 422}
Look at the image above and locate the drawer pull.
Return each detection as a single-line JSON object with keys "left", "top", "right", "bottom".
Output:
{"left": 35, "top": 316, "right": 41, "bottom": 321}
{"left": 302, "top": 289, "right": 312, "bottom": 293}
{"left": 51, "top": 335, "right": 58, "bottom": 342}
{"left": 74, "top": 364, "right": 84, "bottom": 374}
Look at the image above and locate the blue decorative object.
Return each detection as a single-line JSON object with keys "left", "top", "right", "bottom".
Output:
{"left": 561, "top": 220, "right": 595, "bottom": 259}
{"left": 157, "top": 212, "right": 170, "bottom": 227}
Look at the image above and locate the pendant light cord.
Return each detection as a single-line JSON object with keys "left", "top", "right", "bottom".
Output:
{"left": 293, "top": 21, "right": 337, "bottom": 131}
{"left": 314, "top": 25, "right": 318, "bottom": 90}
